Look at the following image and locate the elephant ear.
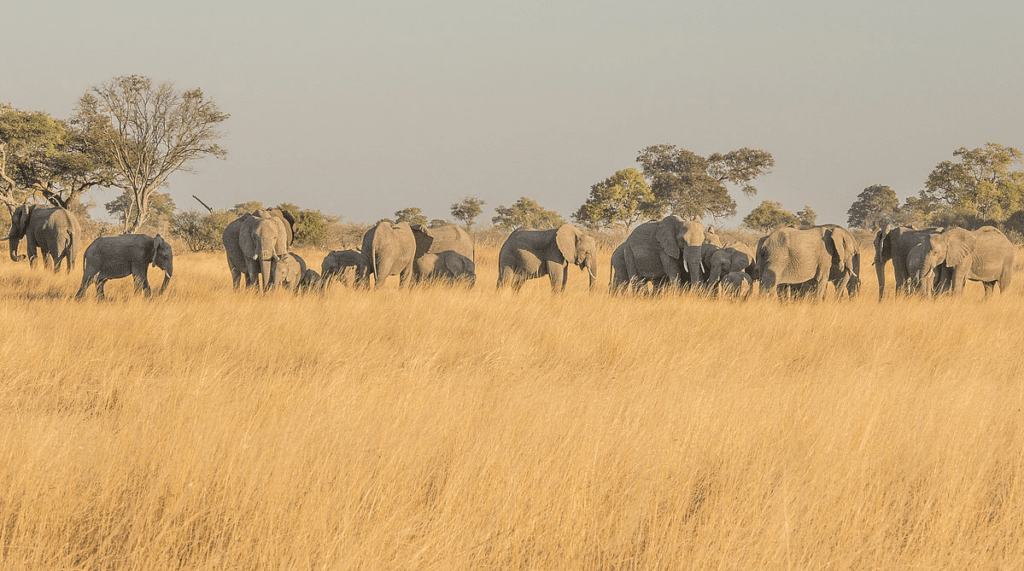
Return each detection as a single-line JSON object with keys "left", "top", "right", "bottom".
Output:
{"left": 656, "top": 220, "right": 681, "bottom": 259}
{"left": 944, "top": 228, "right": 977, "bottom": 267}
{"left": 555, "top": 224, "right": 578, "bottom": 264}
{"left": 151, "top": 234, "right": 166, "bottom": 266}
{"left": 411, "top": 225, "right": 433, "bottom": 258}
{"left": 277, "top": 209, "right": 296, "bottom": 246}
{"left": 827, "top": 228, "right": 856, "bottom": 272}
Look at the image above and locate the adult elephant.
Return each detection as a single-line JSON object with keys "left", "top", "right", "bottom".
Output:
{"left": 3, "top": 204, "right": 79, "bottom": 272}
{"left": 908, "top": 226, "right": 1013, "bottom": 297}
{"left": 757, "top": 225, "right": 860, "bottom": 299}
{"left": 497, "top": 224, "right": 597, "bottom": 292}
{"left": 223, "top": 208, "right": 295, "bottom": 291}
{"left": 76, "top": 234, "right": 173, "bottom": 300}
{"left": 873, "top": 225, "right": 944, "bottom": 299}
{"left": 609, "top": 215, "right": 706, "bottom": 293}
{"left": 361, "top": 221, "right": 417, "bottom": 288}
{"left": 411, "top": 223, "right": 476, "bottom": 285}
{"left": 320, "top": 249, "right": 369, "bottom": 288}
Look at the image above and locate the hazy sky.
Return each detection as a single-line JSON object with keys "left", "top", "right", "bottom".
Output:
{"left": 6, "top": 0, "right": 1023, "bottom": 226}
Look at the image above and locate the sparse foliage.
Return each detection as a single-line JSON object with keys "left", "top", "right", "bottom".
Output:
{"left": 394, "top": 207, "right": 428, "bottom": 227}
{"left": 848, "top": 185, "right": 900, "bottom": 229}
{"left": 913, "top": 143, "right": 1024, "bottom": 227}
{"left": 742, "top": 200, "right": 798, "bottom": 233}
{"left": 796, "top": 206, "right": 817, "bottom": 229}
{"left": 451, "top": 197, "right": 485, "bottom": 231}
{"left": 171, "top": 208, "right": 233, "bottom": 252}
{"left": 573, "top": 168, "right": 657, "bottom": 231}
{"left": 492, "top": 197, "right": 565, "bottom": 230}
{"left": 277, "top": 202, "right": 330, "bottom": 247}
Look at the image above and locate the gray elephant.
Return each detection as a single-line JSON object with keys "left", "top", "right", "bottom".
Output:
{"left": 610, "top": 216, "right": 706, "bottom": 293}
{"left": 320, "top": 249, "right": 370, "bottom": 288}
{"left": 873, "top": 225, "right": 946, "bottom": 299}
{"left": 223, "top": 208, "right": 295, "bottom": 291}
{"left": 361, "top": 221, "right": 417, "bottom": 288}
{"left": 414, "top": 251, "right": 476, "bottom": 287}
{"left": 497, "top": 224, "right": 597, "bottom": 292}
{"left": 75, "top": 234, "right": 173, "bottom": 300}
{"left": 704, "top": 225, "right": 724, "bottom": 247}
{"left": 3, "top": 204, "right": 79, "bottom": 272}
{"left": 721, "top": 271, "right": 753, "bottom": 297}
{"left": 757, "top": 225, "right": 860, "bottom": 299}
{"left": 908, "top": 226, "right": 1013, "bottom": 297}
{"left": 412, "top": 224, "right": 475, "bottom": 261}
{"left": 702, "top": 242, "right": 755, "bottom": 290}
{"left": 298, "top": 269, "right": 321, "bottom": 293}
{"left": 276, "top": 252, "right": 307, "bottom": 290}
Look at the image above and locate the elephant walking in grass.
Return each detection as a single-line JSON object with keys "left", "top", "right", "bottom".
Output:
{"left": 757, "top": 225, "right": 860, "bottom": 299}
{"left": 721, "top": 271, "right": 753, "bottom": 297}
{"left": 908, "top": 226, "right": 1013, "bottom": 297}
{"left": 414, "top": 251, "right": 476, "bottom": 287}
{"left": 702, "top": 242, "right": 756, "bottom": 292}
{"left": 298, "top": 269, "right": 321, "bottom": 292}
{"left": 3, "top": 204, "right": 79, "bottom": 272}
{"left": 320, "top": 249, "right": 370, "bottom": 288}
{"left": 76, "top": 234, "right": 173, "bottom": 300}
{"left": 873, "top": 225, "right": 945, "bottom": 299}
{"left": 275, "top": 253, "right": 307, "bottom": 290}
{"left": 411, "top": 224, "right": 476, "bottom": 286}
{"left": 223, "top": 208, "right": 296, "bottom": 291}
{"left": 497, "top": 224, "right": 597, "bottom": 292}
{"left": 610, "top": 216, "right": 706, "bottom": 294}
{"left": 362, "top": 221, "right": 417, "bottom": 288}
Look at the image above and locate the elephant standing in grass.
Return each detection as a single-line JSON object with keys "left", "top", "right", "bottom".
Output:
{"left": 414, "top": 251, "right": 476, "bottom": 287}
{"left": 497, "top": 224, "right": 597, "bottom": 292}
{"left": 703, "top": 242, "right": 756, "bottom": 290}
{"left": 610, "top": 216, "right": 706, "bottom": 293}
{"left": 276, "top": 253, "right": 307, "bottom": 290}
{"left": 908, "top": 226, "right": 1013, "bottom": 297}
{"left": 3, "top": 204, "right": 79, "bottom": 272}
{"left": 223, "top": 208, "right": 296, "bottom": 291}
{"left": 721, "top": 271, "right": 753, "bottom": 297}
{"left": 874, "top": 225, "right": 945, "bottom": 299}
{"left": 757, "top": 225, "right": 860, "bottom": 299}
{"left": 76, "top": 234, "right": 173, "bottom": 300}
{"left": 298, "top": 269, "right": 321, "bottom": 292}
{"left": 321, "top": 249, "right": 369, "bottom": 288}
{"left": 362, "top": 221, "right": 416, "bottom": 288}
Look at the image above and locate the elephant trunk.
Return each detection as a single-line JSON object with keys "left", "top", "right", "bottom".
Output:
{"left": 875, "top": 257, "right": 886, "bottom": 300}
{"left": 584, "top": 256, "right": 597, "bottom": 289}
{"left": 158, "top": 273, "right": 171, "bottom": 295}
{"left": 683, "top": 245, "right": 703, "bottom": 290}
{"left": 8, "top": 237, "right": 25, "bottom": 262}
{"left": 261, "top": 258, "right": 274, "bottom": 291}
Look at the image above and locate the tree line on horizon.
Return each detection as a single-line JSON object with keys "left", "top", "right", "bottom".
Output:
{"left": 4, "top": 76, "right": 1023, "bottom": 250}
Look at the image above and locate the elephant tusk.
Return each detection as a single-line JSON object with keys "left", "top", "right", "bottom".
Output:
{"left": 587, "top": 267, "right": 597, "bottom": 280}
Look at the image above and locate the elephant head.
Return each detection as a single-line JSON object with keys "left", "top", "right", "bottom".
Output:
{"left": 556, "top": 224, "right": 598, "bottom": 288}
{"left": 150, "top": 234, "right": 174, "bottom": 294}
{"left": 240, "top": 210, "right": 290, "bottom": 290}
{"left": 656, "top": 215, "right": 705, "bottom": 286}
{"left": 909, "top": 228, "right": 975, "bottom": 295}
{"left": 5, "top": 204, "right": 34, "bottom": 262}
{"left": 873, "top": 224, "right": 892, "bottom": 298}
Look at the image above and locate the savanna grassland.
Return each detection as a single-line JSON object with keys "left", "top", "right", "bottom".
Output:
{"left": 1, "top": 244, "right": 1023, "bottom": 570}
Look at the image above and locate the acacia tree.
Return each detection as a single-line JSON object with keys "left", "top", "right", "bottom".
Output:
{"left": 450, "top": 196, "right": 485, "bottom": 231}
{"left": 741, "top": 200, "right": 798, "bottom": 233}
{"left": 492, "top": 197, "right": 564, "bottom": 230}
{"left": 913, "top": 143, "right": 1024, "bottom": 226}
{"left": 572, "top": 167, "right": 656, "bottom": 232}
{"left": 394, "top": 207, "right": 427, "bottom": 226}
{"left": 847, "top": 184, "right": 899, "bottom": 229}
{"left": 77, "top": 75, "right": 229, "bottom": 232}
{"left": 636, "top": 145, "right": 774, "bottom": 219}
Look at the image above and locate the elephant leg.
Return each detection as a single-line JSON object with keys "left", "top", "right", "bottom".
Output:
{"left": 983, "top": 281, "right": 995, "bottom": 299}
{"left": 96, "top": 279, "right": 109, "bottom": 300}
{"left": 230, "top": 267, "right": 242, "bottom": 290}
{"left": 75, "top": 270, "right": 98, "bottom": 300}
{"left": 545, "top": 262, "right": 564, "bottom": 292}
{"left": 135, "top": 273, "right": 152, "bottom": 297}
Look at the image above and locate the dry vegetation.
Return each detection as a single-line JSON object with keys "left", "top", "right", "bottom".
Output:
{"left": 1, "top": 244, "right": 1023, "bottom": 570}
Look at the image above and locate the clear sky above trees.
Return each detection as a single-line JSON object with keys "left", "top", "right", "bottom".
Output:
{"left": 3, "top": 0, "right": 1023, "bottom": 225}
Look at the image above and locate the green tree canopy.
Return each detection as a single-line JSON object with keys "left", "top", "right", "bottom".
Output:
{"left": 277, "top": 202, "right": 329, "bottom": 247}
{"left": 572, "top": 167, "right": 657, "bottom": 231}
{"left": 77, "top": 75, "right": 229, "bottom": 233}
{"left": 106, "top": 190, "right": 176, "bottom": 232}
{"left": 636, "top": 145, "right": 774, "bottom": 219}
{"left": 394, "top": 207, "right": 428, "bottom": 226}
{"left": 847, "top": 184, "right": 899, "bottom": 229}
{"left": 913, "top": 143, "right": 1024, "bottom": 226}
{"left": 796, "top": 206, "right": 817, "bottom": 229}
{"left": 492, "top": 197, "right": 564, "bottom": 230}
{"left": 742, "top": 200, "right": 798, "bottom": 233}
{"left": 450, "top": 196, "right": 485, "bottom": 231}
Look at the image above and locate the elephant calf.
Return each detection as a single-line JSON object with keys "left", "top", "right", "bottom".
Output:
{"left": 76, "top": 234, "right": 174, "bottom": 300}
{"left": 413, "top": 251, "right": 476, "bottom": 287}
{"left": 276, "top": 252, "right": 307, "bottom": 290}
{"left": 321, "top": 249, "right": 369, "bottom": 288}
{"left": 298, "top": 269, "right": 321, "bottom": 293}
{"left": 720, "top": 271, "right": 753, "bottom": 297}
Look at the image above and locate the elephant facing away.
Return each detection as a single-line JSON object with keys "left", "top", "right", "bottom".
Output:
{"left": 908, "top": 226, "right": 1013, "bottom": 297}
{"left": 874, "top": 225, "right": 945, "bottom": 299}
{"left": 414, "top": 251, "right": 476, "bottom": 287}
{"left": 76, "top": 234, "right": 173, "bottom": 300}
{"left": 610, "top": 216, "right": 706, "bottom": 293}
{"left": 497, "top": 224, "right": 597, "bottom": 292}
{"left": 320, "top": 249, "right": 370, "bottom": 288}
{"left": 362, "top": 221, "right": 417, "bottom": 288}
{"left": 757, "top": 225, "right": 860, "bottom": 299}
{"left": 223, "top": 208, "right": 296, "bottom": 291}
{"left": 3, "top": 204, "right": 79, "bottom": 272}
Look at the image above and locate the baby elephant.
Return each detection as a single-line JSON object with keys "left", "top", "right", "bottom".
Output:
{"left": 276, "top": 252, "right": 307, "bottom": 290}
{"left": 76, "top": 234, "right": 174, "bottom": 300}
{"left": 414, "top": 251, "right": 476, "bottom": 287}
{"left": 720, "top": 271, "right": 753, "bottom": 297}
{"left": 321, "top": 249, "right": 369, "bottom": 288}
{"left": 297, "top": 269, "right": 321, "bottom": 293}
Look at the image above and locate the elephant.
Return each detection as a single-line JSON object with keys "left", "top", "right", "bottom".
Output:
{"left": 609, "top": 215, "right": 706, "bottom": 293}
{"left": 907, "top": 226, "right": 1013, "bottom": 297}
{"left": 320, "top": 249, "right": 370, "bottom": 288}
{"left": 223, "top": 208, "right": 296, "bottom": 291}
{"left": 414, "top": 251, "right": 476, "bottom": 287}
{"left": 497, "top": 224, "right": 597, "bottom": 292}
{"left": 704, "top": 225, "right": 724, "bottom": 247}
{"left": 757, "top": 225, "right": 860, "bottom": 299}
{"left": 361, "top": 221, "right": 417, "bottom": 288}
{"left": 298, "top": 269, "right": 321, "bottom": 293}
{"left": 720, "top": 271, "right": 753, "bottom": 297}
{"left": 75, "top": 234, "right": 173, "bottom": 300}
{"left": 275, "top": 252, "right": 307, "bottom": 290}
{"left": 703, "top": 242, "right": 756, "bottom": 290}
{"left": 412, "top": 224, "right": 474, "bottom": 261}
{"left": 3, "top": 204, "right": 79, "bottom": 272}
{"left": 873, "top": 225, "right": 945, "bottom": 299}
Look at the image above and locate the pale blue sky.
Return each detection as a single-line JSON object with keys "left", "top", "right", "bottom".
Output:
{"left": 5, "top": 0, "right": 1023, "bottom": 226}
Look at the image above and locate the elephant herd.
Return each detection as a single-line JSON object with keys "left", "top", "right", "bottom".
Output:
{"left": 0, "top": 204, "right": 1016, "bottom": 300}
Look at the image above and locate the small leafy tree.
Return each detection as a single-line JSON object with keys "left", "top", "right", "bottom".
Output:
{"left": 394, "top": 207, "right": 428, "bottom": 226}
{"left": 492, "top": 197, "right": 564, "bottom": 230}
{"left": 573, "top": 167, "right": 657, "bottom": 231}
{"left": 277, "top": 202, "right": 329, "bottom": 247}
{"left": 847, "top": 184, "right": 899, "bottom": 229}
{"left": 451, "top": 196, "right": 485, "bottom": 231}
{"left": 916, "top": 143, "right": 1024, "bottom": 226}
{"left": 796, "top": 206, "right": 817, "bottom": 229}
{"left": 106, "top": 190, "right": 176, "bottom": 233}
{"left": 742, "top": 200, "right": 798, "bottom": 233}
{"left": 171, "top": 209, "right": 232, "bottom": 252}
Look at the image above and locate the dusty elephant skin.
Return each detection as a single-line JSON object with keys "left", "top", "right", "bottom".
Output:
{"left": 874, "top": 225, "right": 945, "bottom": 299}
{"left": 496, "top": 224, "right": 597, "bottom": 293}
{"left": 75, "top": 234, "right": 174, "bottom": 300}
{"left": 361, "top": 221, "right": 417, "bottom": 288}
{"left": 3, "top": 204, "right": 79, "bottom": 272}
{"left": 756, "top": 225, "right": 860, "bottom": 299}
{"left": 223, "top": 208, "right": 296, "bottom": 291}
{"left": 275, "top": 252, "right": 307, "bottom": 290}
{"left": 907, "top": 226, "right": 1014, "bottom": 297}
{"left": 320, "top": 249, "right": 370, "bottom": 288}
{"left": 413, "top": 251, "right": 476, "bottom": 287}
{"left": 610, "top": 216, "right": 705, "bottom": 294}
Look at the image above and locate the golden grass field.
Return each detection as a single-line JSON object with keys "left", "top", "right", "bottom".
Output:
{"left": 1, "top": 243, "right": 1023, "bottom": 569}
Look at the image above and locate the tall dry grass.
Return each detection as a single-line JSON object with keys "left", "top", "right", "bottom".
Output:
{"left": 1, "top": 245, "right": 1023, "bottom": 569}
